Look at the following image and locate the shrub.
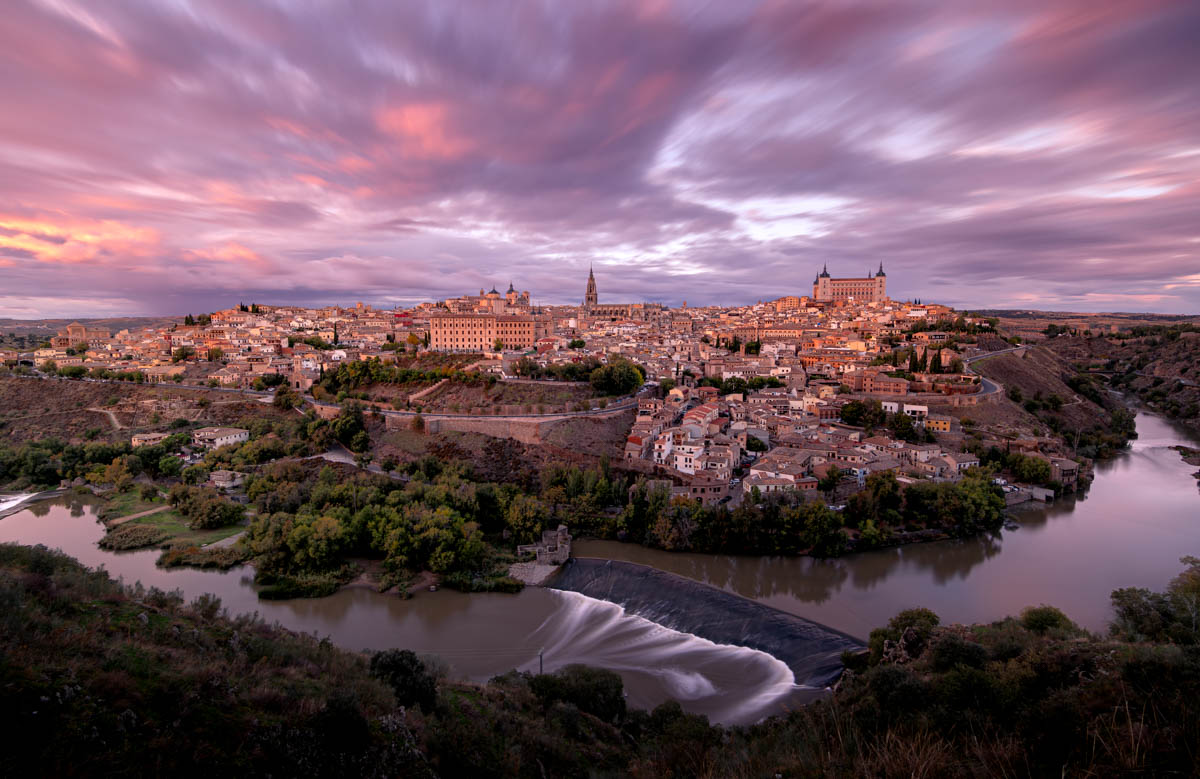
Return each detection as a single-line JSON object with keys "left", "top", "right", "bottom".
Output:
{"left": 1020, "top": 605, "right": 1077, "bottom": 635}
{"left": 530, "top": 665, "right": 626, "bottom": 724}
{"left": 369, "top": 649, "right": 437, "bottom": 712}
{"left": 98, "top": 524, "right": 169, "bottom": 551}
{"left": 929, "top": 633, "right": 989, "bottom": 672}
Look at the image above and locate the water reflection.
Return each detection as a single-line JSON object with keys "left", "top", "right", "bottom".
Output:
{"left": 0, "top": 496, "right": 802, "bottom": 725}
{"left": 578, "top": 413, "right": 1200, "bottom": 639}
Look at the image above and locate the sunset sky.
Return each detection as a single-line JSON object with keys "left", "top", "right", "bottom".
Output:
{"left": 1, "top": 0, "right": 1198, "bottom": 318}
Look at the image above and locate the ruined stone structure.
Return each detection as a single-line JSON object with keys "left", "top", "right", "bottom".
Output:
{"left": 517, "top": 524, "right": 572, "bottom": 565}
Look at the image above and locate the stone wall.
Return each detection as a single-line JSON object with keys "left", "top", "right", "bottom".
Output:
{"left": 385, "top": 413, "right": 555, "bottom": 444}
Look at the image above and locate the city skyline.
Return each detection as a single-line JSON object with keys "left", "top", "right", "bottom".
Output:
{"left": 2, "top": 0, "right": 1199, "bottom": 318}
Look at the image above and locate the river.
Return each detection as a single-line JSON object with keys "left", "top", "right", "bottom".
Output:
{"left": 1, "top": 411, "right": 1197, "bottom": 723}
{"left": 0, "top": 496, "right": 801, "bottom": 725}
{"left": 578, "top": 412, "right": 1200, "bottom": 638}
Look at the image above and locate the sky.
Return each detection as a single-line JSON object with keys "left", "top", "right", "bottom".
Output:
{"left": 1, "top": 0, "right": 1198, "bottom": 318}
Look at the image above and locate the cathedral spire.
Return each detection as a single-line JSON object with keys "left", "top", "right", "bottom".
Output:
{"left": 584, "top": 265, "right": 598, "bottom": 308}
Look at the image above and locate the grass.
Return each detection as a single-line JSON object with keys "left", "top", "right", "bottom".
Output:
{"left": 127, "top": 510, "right": 246, "bottom": 547}
{"left": 97, "top": 489, "right": 164, "bottom": 521}
{"left": 100, "top": 508, "right": 246, "bottom": 552}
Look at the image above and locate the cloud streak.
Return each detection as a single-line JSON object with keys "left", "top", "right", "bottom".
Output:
{"left": 0, "top": 0, "right": 1197, "bottom": 316}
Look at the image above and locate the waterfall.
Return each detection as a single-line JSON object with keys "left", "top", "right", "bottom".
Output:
{"left": 549, "top": 557, "right": 864, "bottom": 689}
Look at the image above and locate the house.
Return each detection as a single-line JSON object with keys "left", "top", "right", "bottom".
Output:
{"left": 131, "top": 432, "right": 170, "bottom": 448}
{"left": 209, "top": 469, "right": 246, "bottom": 490}
{"left": 191, "top": 426, "right": 249, "bottom": 449}
{"left": 925, "top": 414, "right": 953, "bottom": 433}
{"left": 942, "top": 452, "right": 980, "bottom": 473}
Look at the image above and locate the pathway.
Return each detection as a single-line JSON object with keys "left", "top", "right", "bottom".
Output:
{"left": 106, "top": 504, "right": 170, "bottom": 527}
{"left": 87, "top": 407, "right": 124, "bottom": 430}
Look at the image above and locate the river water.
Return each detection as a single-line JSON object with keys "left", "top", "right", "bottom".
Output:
{"left": 578, "top": 412, "right": 1200, "bottom": 638}
{"left": 0, "top": 497, "right": 799, "bottom": 724}
{"left": 1, "top": 412, "right": 1197, "bottom": 723}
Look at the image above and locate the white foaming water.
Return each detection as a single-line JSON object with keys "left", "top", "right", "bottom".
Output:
{"left": 0, "top": 494, "right": 35, "bottom": 515}
{"left": 525, "top": 590, "right": 801, "bottom": 724}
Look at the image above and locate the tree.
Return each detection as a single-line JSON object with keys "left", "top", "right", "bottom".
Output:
{"left": 273, "top": 384, "right": 299, "bottom": 410}
{"left": 405, "top": 332, "right": 420, "bottom": 350}
{"left": 505, "top": 494, "right": 548, "bottom": 544}
{"left": 589, "top": 359, "right": 644, "bottom": 396}
{"left": 369, "top": 649, "right": 437, "bottom": 712}
{"left": 887, "top": 411, "right": 920, "bottom": 443}
{"left": 331, "top": 401, "right": 365, "bottom": 449}
{"left": 206, "top": 347, "right": 224, "bottom": 362}
{"left": 493, "top": 338, "right": 504, "bottom": 351}
{"left": 158, "top": 455, "right": 182, "bottom": 478}
{"left": 183, "top": 314, "right": 195, "bottom": 326}
{"left": 818, "top": 466, "right": 842, "bottom": 496}
{"left": 841, "top": 400, "right": 886, "bottom": 429}
{"left": 172, "top": 346, "right": 195, "bottom": 363}
{"left": 568, "top": 338, "right": 586, "bottom": 349}
{"left": 411, "top": 414, "right": 425, "bottom": 434}
{"left": 745, "top": 435, "right": 768, "bottom": 452}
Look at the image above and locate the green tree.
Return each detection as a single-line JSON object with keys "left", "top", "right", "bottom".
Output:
{"left": 818, "top": 466, "right": 843, "bottom": 496}
{"left": 172, "top": 346, "right": 195, "bottom": 363}
{"left": 589, "top": 359, "right": 644, "bottom": 396}
{"left": 158, "top": 455, "right": 182, "bottom": 478}
{"left": 331, "top": 401, "right": 365, "bottom": 449}
{"left": 841, "top": 400, "right": 886, "bottom": 429}
{"left": 206, "top": 347, "right": 224, "bottom": 362}
{"left": 505, "top": 494, "right": 548, "bottom": 545}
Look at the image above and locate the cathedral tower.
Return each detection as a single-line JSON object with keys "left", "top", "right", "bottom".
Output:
{"left": 584, "top": 266, "right": 598, "bottom": 309}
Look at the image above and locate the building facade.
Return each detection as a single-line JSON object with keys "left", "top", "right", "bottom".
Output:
{"left": 581, "top": 268, "right": 664, "bottom": 321}
{"left": 813, "top": 264, "right": 887, "bottom": 303}
{"left": 429, "top": 312, "right": 552, "bottom": 351}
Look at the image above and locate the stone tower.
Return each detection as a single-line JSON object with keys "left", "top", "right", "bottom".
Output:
{"left": 584, "top": 266, "right": 598, "bottom": 309}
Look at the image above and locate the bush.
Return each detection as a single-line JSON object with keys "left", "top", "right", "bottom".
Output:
{"left": 530, "top": 665, "right": 626, "bottom": 724}
{"left": 98, "top": 524, "right": 169, "bottom": 551}
{"left": 1020, "top": 605, "right": 1076, "bottom": 635}
{"left": 157, "top": 545, "right": 245, "bottom": 570}
{"left": 369, "top": 649, "right": 437, "bottom": 712}
{"left": 929, "top": 633, "right": 989, "bottom": 672}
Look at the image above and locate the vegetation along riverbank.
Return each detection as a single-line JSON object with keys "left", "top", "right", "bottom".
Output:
{"left": 3, "top": 541, "right": 1199, "bottom": 777}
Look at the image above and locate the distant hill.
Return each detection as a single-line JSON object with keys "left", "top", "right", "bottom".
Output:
{"left": 0, "top": 316, "right": 180, "bottom": 334}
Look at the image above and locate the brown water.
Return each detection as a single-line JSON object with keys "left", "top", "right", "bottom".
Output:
{"left": 2, "top": 411, "right": 1196, "bottom": 721}
{"left": 578, "top": 412, "right": 1200, "bottom": 639}
{"left": 0, "top": 497, "right": 798, "bottom": 725}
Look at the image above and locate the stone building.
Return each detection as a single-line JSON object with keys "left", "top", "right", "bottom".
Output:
{"left": 429, "top": 312, "right": 551, "bottom": 351}
{"left": 812, "top": 263, "right": 887, "bottom": 303}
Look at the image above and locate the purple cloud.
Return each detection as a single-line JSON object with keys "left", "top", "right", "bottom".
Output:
{"left": 0, "top": 0, "right": 1197, "bottom": 316}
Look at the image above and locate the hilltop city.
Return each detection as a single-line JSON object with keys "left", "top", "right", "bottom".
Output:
{"left": 1, "top": 265, "right": 1092, "bottom": 512}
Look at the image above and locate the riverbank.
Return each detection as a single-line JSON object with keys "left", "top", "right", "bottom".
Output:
{"left": 1171, "top": 445, "right": 1200, "bottom": 480}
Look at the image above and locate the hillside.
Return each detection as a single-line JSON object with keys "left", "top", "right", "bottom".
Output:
{"left": 943, "top": 344, "right": 1135, "bottom": 461}
{"left": 3, "top": 542, "right": 1200, "bottom": 777}
{"left": 1048, "top": 329, "right": 1200, "bottom": 436}
{"left": 0, "top": 377, "right": 294, "bottom": 445}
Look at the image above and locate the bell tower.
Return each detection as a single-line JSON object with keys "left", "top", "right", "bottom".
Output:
{"left": 584, "top": 266, "right": 598, "bottom": 309}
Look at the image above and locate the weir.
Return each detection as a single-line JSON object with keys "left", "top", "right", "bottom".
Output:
{"left": 548, "top": 557, "right": 864, "bottom": 687}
